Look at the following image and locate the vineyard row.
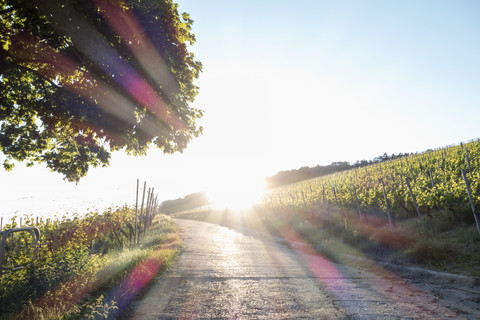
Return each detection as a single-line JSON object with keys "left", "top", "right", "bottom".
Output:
{"left": 263, "top": 139, "right": 480, "bottom": 235}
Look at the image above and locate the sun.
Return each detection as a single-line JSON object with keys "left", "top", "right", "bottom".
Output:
{"left": 205, "top": 172, "right": 266, "bottom": 211}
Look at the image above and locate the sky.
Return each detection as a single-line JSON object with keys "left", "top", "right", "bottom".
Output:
{"left": 1, "top": 0, "right": 480, "bottom": 219}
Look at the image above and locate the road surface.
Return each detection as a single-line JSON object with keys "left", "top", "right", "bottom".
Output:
{"left": 121, "top": 219, "right": 480, "bottom": 319}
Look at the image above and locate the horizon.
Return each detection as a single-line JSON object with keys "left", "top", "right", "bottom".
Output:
{"left": 1, "top": 0, "right": 480, "bottom": 218}
{"left": 1, "top": 135, "right": 477, "bottom": 220}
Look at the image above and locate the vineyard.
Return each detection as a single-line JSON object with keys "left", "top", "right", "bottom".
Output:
{"left": 255, "top": 139, "right": 480, "bottom": 274}
{"left": 264, "top": 140, "right": 480, "bottom": 229}
{"left": 0, "top": 181, "right": 180, "bottom": 320}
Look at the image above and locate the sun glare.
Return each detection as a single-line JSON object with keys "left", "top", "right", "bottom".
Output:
{"left": 205, "top": 172, "right": 266, "bottom": 211}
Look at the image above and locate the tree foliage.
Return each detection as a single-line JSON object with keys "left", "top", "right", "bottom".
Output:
{"left": 265, "top": 152, "right": 415, "bottom": 189}
{"left": 160, "top": 191, "right": 210, "bottom": 214}
{"left": 265, "top": 162, "right": 351, "bottom": 189}
{"left": 0, "top": 0, "right": 203, "bottom": 181}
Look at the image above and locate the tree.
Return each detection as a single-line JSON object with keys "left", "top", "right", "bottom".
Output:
{"left": 0, "top": 0, "right": 203, "bottom": 181}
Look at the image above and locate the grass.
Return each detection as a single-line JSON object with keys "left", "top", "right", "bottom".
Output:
{"left": 3, "top": 214, "right": 182, "bottom": 320}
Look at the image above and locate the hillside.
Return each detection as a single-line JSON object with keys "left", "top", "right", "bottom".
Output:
{"left": 262, "top": 138, "right": 480, "bottom": 276}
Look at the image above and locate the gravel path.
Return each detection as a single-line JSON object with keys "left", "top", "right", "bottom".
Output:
{"left": 120, "top": 219, "right": 480, "bottom": 319}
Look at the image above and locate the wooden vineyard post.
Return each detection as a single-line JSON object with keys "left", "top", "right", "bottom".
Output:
{"left": 429, "top": 169, "right": 435, "bottom": 188}
{"left": 139, "top": 181, "right": 146, "bottom": 243}
{"left": 461, "top": 169, "right": 480, "bottom": 235}
{"left": 144, "top": 188, "right": 150, "bottom": 235}
{"left": 405, "top": 177, "right": 422, "bottom": 220}
{"left": 152, "top": 194, "right": 158, "bottom": 224}
{"left": 148, "top": 189, "right": 154, "bottom": 228}
{"left": 400, "top": 163, "right": 408, "bottom": 208}
{"left": 150, "top": 189, "right": 154, "bottom": 226}
{"left": 148, "top": 188, "right": 152, "bottom": 229}
{"left": 152, "top": 196, "right": 156, "bottom": 220}
{"left": 465, "top": 146, "right": 473, "bottom": 177}
{"left": 332, "top": 186, "right": 343, "bottom": 226}
{"left": 406, "top": 177, "right": 435, "bottom": 234}
{"left": 135, "top": 179, "right": 139, "bottom": 247}
{"left": 381, "top": 180, "right": 395, "bottom": 229}
{"left": 147, "top": 188, "right": 154, "bottom": 229}
{"left": 351, "top": 181, "right": 365, "bottom": 224}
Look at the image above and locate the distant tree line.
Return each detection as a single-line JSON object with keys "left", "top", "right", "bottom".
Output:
{"left": 160, "top": 192, "right": 211, "bottom": 214}
{"left": 265, "top": 152, "right": 411, "bottom": 188}
{"left": 265, "top": 162, "right": 351, "bottom": 189}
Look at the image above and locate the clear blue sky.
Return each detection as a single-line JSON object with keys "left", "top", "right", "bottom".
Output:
{"left": 1, "top": 0, "right": 480, "bottom": 218}
{"left": 181, "top": 0, "right": 480, "bottom": 162}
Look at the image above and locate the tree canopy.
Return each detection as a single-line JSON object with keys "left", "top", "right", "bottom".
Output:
{"left": 265, "top": 152, "right": 413, "bottom": 188}
{"left": 160, "top": 192, "right": 210, "bottom": 214}
{"left": 0, "top": 0, "right": 203, "bottom": 181}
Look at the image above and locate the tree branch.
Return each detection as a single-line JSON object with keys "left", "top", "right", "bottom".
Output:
{"left": 0, "top": 8, "right": 15, "bottom": 16}
{"left": 15, "top": 64, "right": 60, "bottom": 88}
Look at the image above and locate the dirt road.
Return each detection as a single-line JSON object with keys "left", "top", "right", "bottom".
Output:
{"left": 121, "top": 219, "right": 480, "bottom": 319}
